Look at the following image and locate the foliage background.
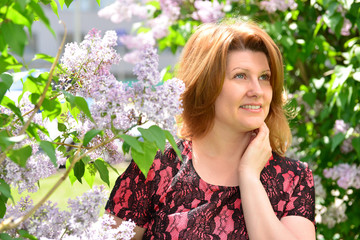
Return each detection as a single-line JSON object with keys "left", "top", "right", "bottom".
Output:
{"left": 1, "top": 0, "right": 360, "bottom": 239}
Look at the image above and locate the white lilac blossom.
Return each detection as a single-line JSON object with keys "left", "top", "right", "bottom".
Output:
{"left": 98, "top": 0, "right": 148, "bottom": 23}
{"left": 260, "top": 0, "right": 297, "bottom": 13}
{"left": 323, "top": 163, "right": 360, "bottom": 189}
{"left": 319, "top": 201, "right": 348, "bottom": 228}
{"left": 334, "top": 119, "right": 349, "bottom": 134}
{"left": 313, "top": 175, "right": 327, "bottom": 199}
{"left": 59, "top": 215, "right": 136, "bottom": 240}
{"left": 192, "top": 0, "right": 225, "bottom": 23}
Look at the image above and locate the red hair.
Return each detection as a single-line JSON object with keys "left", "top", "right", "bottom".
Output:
{"left": 176, "top": 20, "right": 291, "bottom": 155}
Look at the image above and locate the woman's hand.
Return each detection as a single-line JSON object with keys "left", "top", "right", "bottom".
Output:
{"left": 238, "top": 122, "right": 272, "bottom": 179}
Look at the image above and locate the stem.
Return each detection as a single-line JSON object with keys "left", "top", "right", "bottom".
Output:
{"left": 53, "top": 141, "right": 92, "bottom": 150}
{"left": 0, "top": 135, "right": 117, "bottom": 232}
{"left": 0, "top": 21, "right": 68, "bottom": 166}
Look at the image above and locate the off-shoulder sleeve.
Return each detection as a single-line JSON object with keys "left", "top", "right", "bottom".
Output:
{"left": 105, "top": 159, "right": 153, "bottom": 228}
{"left": 283, "top": 163, "right": 315, "bottom": 224}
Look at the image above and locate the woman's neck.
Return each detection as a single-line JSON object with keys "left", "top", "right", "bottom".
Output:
{"left": 191, "top": 126, "right": 253, "bottom": 187}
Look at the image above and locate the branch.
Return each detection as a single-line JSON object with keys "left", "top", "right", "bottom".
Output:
{"left": 0, "top": 135, "right": 117, "bottom": 232}
{"left": 0, "top": 21, "right": 68, "bottom": 166}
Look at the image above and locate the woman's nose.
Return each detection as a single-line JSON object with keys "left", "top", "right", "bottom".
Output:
{"left": 247, "top": 79, "right": 263, "bottom": 98}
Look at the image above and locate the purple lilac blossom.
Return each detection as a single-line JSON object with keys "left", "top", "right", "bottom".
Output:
{"left": 192, "top": 0, "right": 225, "bottom": 23}
{"left": 4, "top": 197, "right": 69, "bottom": 238}
{"left": 65, "top": 186, "right": 109, "bottom": 237}
{"left": 59, "top": 29, "right": 121, "bottom": 97}
{"left": 260, "top": 0, "right": 297, "bottom": 13}
{"left": 332, "top": 119, "right": 355, "bottom": 154}
{"left": 323, "top": 163, "right": 360, "bottom": 189}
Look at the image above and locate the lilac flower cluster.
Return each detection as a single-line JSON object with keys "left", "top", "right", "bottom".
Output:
{"left": 318, "top": 201, "right": 348, "bottom": 228}
{"left": 192, "top": 0, "right": 225, "bottom": 23}
{"left": 4, "top": 196, "right": 68, "bottom": 238}
{"left": 60, "top": 214, "right": 136, "bottom": 240}
{"left": 332, "top": 119, "right": 358, "bottom": 154}
{"left": 97, "top": 0, "right": 148, "bottom": 23}
{"left": 65, "top": 186, "right": 108, "bottom": 236}
{"left": 59, "top": 29, "right": 121, "bottom": 97}
{"left": 131, "top": 47, "right": 184, "bottom": 134}
{"left": 0, "top": 93, "right": 65, "bottom": 193}
{"left": 99, "top": 0, "right": 182, "bottom": 64}
{"left": 260, "top": 0, "right": 297, "bottom": 13}
{"left": 2, "top": 187, "right": 135, "bottom": 239}
{"left": 323, "top": 163, "right": 360, "bottom": 189}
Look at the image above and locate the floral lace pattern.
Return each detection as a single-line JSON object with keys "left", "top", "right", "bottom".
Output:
{"left": 106, "top": 140, "right": 315, "bottom": 239}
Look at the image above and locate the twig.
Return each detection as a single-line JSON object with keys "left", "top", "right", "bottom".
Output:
{"left": 53, "top": 141, "right": 92, "bottom": 150}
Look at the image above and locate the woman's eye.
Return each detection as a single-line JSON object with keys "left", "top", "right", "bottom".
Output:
{"left": 234, "top": 73, "right": 246, "bottom": 79}
{"left": 259, "top": 74, "right": 270, "bottom": 81}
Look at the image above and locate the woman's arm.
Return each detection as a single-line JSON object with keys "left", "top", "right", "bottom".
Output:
{"left": 105, "top": 212, "right": 146, "bottom": 240}
{"left": 238, "top": 123, "right": 316, "bottom": 240}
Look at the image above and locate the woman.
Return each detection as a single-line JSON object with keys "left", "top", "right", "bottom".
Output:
{"left": 105, "top": 19, "right": 316, "bottom": 239}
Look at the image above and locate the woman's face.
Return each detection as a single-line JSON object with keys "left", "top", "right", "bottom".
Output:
{"left": 214, "top": 50, "right": 273, "bottom": 133}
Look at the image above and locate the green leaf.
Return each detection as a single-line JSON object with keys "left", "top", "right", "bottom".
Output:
{"left": 96, "top": 0, "right": 101, "bottom": 6}
{"left": 58, "top": 0, "right": 65, "bottom": 9}
{"left": 0, "top": 132, "right": 26, "bottom": 151}
{"left": 0, "top": 201, "right": 6, "bottom": 219}
{"left": 66, "top": 159, "right": 77, "bottom": 184}
{"left": 0, "top": 73, "right": 13, "bottom": 103}
{"left": 0, "top": 21, "right": 28, "bottom": 56}
{"left": 0, "top": 96, "right": 24, "bottom": 123}
{"left": 32, "top": 53, "right": 56, "bottom": 63}
{"left": 131, "top": 141, "right": 157, "bottom": 177}
{"left": 73, "top": 159, "right": 85, "bottom": 183}
{"left": 65, "top": 0, "right": 74, "bottom": 7}
{"left": 84, "top": 163, "right": 96, "bottom": 188}
{"left": 41, "top": 97, "right": 62, "bottom": 121}
{"left": 302, "top": 92, "right": 316, "bottom": 106}
{"left": 50, "top": 0, "right": 59, "bottom": 18}
{"left": 62, "top": 91, "right": 94, "bottom": 122}
{"left": 57, "top": 122, "right": 66, "bottom": 132}
{"left": 164, "top": 130, "right": 182, "bottom": 161}
{"left": 7, "top": 5, "right": 32, "bottom": 28}
{"left": 18, "top": 230, "right": 38, "bottom": 240}
{"left": 0, "top": 179, "right": 13, "bottom": 203}
{"left": 122, "top": 141, "right": 131, "bottom": 154}
{"left": 138, "top": 125, "right": 166, "bottom": 151}
{"left": 83, "top": 129, "right": 103, "bottom": 147}
{"left": 7, "top": 145, "right": 32, "bottom": 167}
{"left": 29, "top": 1, "right": 56, "bottom": 37}
{"left": 0, "top": 233, "right": 23, "bottom": 240}
{"left": 119, "top": 134, "right": 144, "bottom": 153}
{"left": 331, "top": 65, "right": 353, "bottom": 89}
{"left": 94, "top": 159, "right": 110, "bottom": 186}
{"left": 352, "top": 137, "right": 360, "bottom": 160}
{"left": 331, "top": 133, "right": 346, "bottom": 152}
{"left": 40, "top": 141, "right": 57, "bottom": 167}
